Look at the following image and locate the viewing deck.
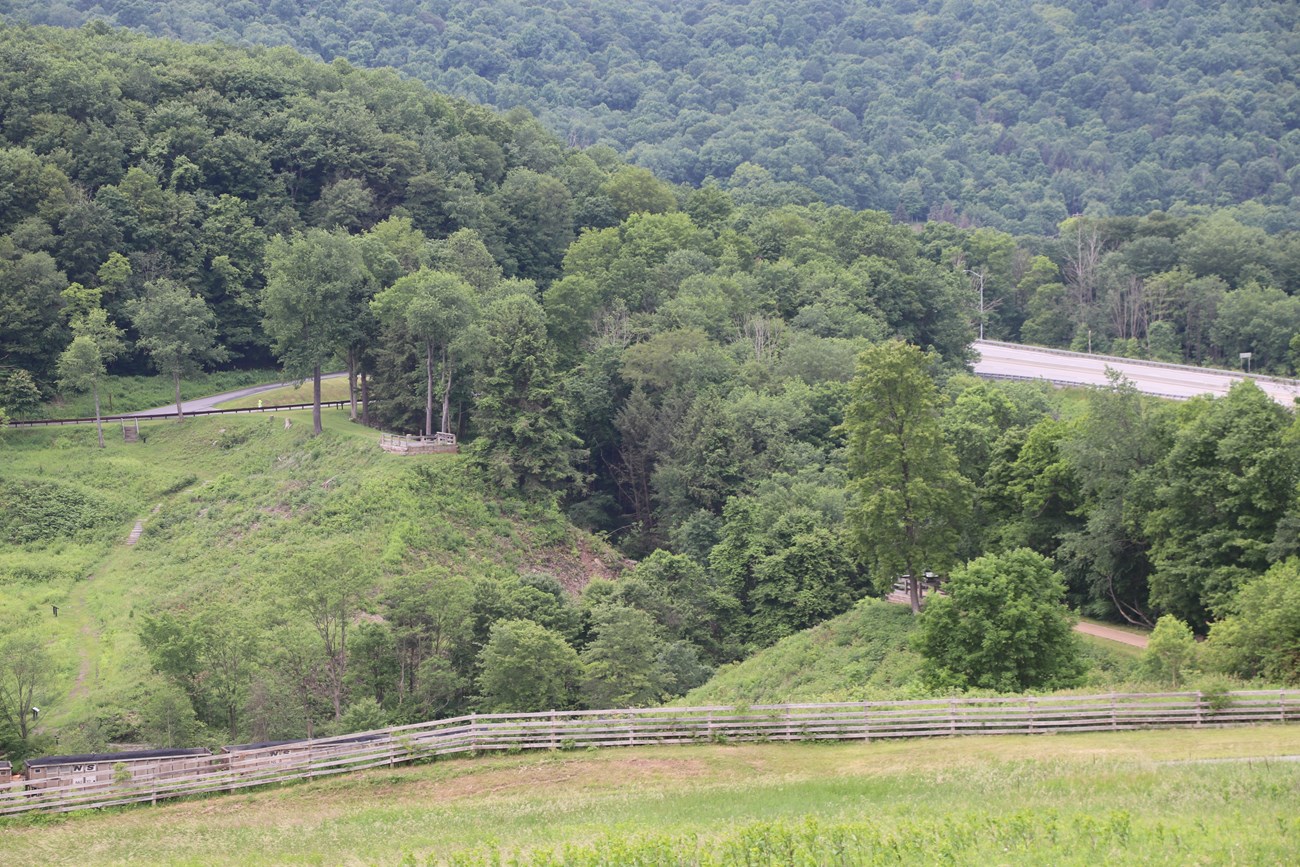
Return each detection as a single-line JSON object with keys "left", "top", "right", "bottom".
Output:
{"left": 379, "top": 432, "right": 458, "bottom": 454}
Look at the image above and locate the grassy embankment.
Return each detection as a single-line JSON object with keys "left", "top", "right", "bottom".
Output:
{"left": 681, "top": 598, "right": 1158, "bottom": 706}
{"left": 3, "top": 727, "right": 1298, "bottom": 865}
{"left": 27, "top": 369, "right": 281, "bottom": 419}
{"left": 0, "top": 408, "right": 615, "bottom": 738}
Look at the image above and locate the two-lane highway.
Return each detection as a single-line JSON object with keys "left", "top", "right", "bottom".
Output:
{"left": 973, "top": 340, "right": 1300, "bottom": 407}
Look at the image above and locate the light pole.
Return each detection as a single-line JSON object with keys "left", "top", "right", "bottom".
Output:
{"left": 963, "top": 269, "right": 986, "bottom": 340}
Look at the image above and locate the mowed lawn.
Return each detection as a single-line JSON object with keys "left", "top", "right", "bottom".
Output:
{"left": 215, "top": 375, "right": 352, "bottom": 409}
{"left": 5, "top": 727, "right": 1300, "bottom": 865}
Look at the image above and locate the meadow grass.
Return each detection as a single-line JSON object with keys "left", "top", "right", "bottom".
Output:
{"left": 215, "top": 375, "right": 352, "bottom": 409}
{"left": 680, "top": 599, "right": 926, "bottom": 705}
{"left": 2, "top": 727, "right": 1297, "bottom": 865}
{"left": 31, "top": 370, "right": 281, "bottom": 419}
{"left": 0, "top": 410, "right": 609, "bottom": 737}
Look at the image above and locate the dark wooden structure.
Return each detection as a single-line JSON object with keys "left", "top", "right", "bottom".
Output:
{"left": 23, "top": 748, "right": 211, "bottom": 791}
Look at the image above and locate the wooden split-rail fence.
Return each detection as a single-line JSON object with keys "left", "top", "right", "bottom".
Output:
{"left": 2, "top": 690, "right": 1296, "bottom": 816}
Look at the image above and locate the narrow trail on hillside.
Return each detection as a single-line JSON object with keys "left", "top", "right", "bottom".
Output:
{"left": 65, "top": 505, "right": 158, "bottom": 705}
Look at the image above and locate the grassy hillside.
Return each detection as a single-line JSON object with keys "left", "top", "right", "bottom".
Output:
{"left": 3, "top": 727, "right": 1297, "bottom": 865}
{"left": 682, "top": 599, "right": 926, "bottom": 705}
{"left": 682, "top": 596, "right": 1150, "bottom": 706}
{"left": 0, "top": 409, "right": 618, "bottom": 744}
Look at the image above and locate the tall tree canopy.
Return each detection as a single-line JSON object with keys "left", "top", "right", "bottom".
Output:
{"left": 128, "top": 278, "right": 227, "bottom": 420}
{"left": 262, "top": 229, "right": 369, "bottom": 434}
{"left": 370, "top": 268, "right": 478, "bottom": 437}
{"left": 841, "top": 340, "right": 970, "bottom": 612}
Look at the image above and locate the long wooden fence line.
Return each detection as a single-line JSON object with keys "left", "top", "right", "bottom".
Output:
{"left": 2, "top": 690, "right": 1296, "bottom": 817}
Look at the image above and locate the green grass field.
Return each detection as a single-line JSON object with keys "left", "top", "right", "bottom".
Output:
{"left": 3, "top": 727, "right": 1298, "bottom": 865}
{"left": 0, "top": 409, "right": 614, "bottom": 740}
{"left": 215, "top": 375, "right": 352, "bottom": 409}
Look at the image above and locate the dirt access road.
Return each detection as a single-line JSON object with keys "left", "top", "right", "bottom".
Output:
{"left": 1075, "top": 620, "right": 1149, "bottom": 648}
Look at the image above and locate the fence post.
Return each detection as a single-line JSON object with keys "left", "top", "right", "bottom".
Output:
{"left": 550, "top": 711, "right": 558, "bottom": 750}
{"left": 469, "top": 712, "right": 477, "bottom": 752}
{"left": 948, "top": 700, "right": 957, "bottom": 736}
{"left": 861, "top": 703, "right": 870, "bottom": 743}
{"left": 1110, "top": 694, "right": 1118, "bottom": 730}
{"left": 1196, "top": 691, "right": 1204, "bottom": 727}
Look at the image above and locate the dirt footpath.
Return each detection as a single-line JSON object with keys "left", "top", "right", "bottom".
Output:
{"left": 1074, "top": 620, "right": 1149, "bottom": 648}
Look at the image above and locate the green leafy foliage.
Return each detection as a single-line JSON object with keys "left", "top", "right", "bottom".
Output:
{"left": 1205, "top": 558, "right": 1300, "bottom": 685}
{"left": 1142, "top": 615, "right": 1199, "bottom": 687}
{"left": 580, "top": 605, "right": 668, "bottom": 708}
{"left": 472, "top": 294, "right": 587, "bottom": 494}
{"left": 681, "top": 600, "right": 923, "bottom": 705}
{"left": 16, "top": 2, "right": 1297, "bottom": 235}
{"left": 914, "top": 549, "right": 1083, "bottom": 692}
{"left": 476, "top": 619, "right": 581, "bottom": 713}
{"left": 0, "top": 478, "right": 127, "bottom": 545}
{"left": 842, "top": 340, "right": 971, "bottom": 611}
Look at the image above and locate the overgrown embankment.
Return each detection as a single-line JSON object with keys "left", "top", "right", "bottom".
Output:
{"left": 0, "top": 412, "right": 617, "bottom": 745}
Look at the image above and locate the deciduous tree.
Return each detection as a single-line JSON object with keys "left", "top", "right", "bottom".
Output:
{"left": 0, "top": 634, "right": 53, "bottom": 743}
{"left": 56, "top": 306, "right": 124, "bottom": 448}
{"left": 128, "top": 278, "right": 227, "bottom": 420}
{"left": 262, "top": 229, "right": 368, "bottom": 434}
{"left": 914, "top": 548, "right": 1082, "bottom": 692}
{"left": 371, "top": 268, "right": 477, "bottom": 436}
{"left": 840, "top": 340, "right": 970, "bottom": 612}
{"left": 476, "top": 619, "right": 580, "bottom": 713}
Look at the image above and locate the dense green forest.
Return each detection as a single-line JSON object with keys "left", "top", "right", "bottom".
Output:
{"left": 6, "top": 0, "right": 1298, "bottom": 234}
{"left": 3, "top": 21, "right": 1300, "bottom": 757}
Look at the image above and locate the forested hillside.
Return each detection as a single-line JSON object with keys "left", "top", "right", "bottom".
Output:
{"left": 8, "top": 0, "right": 1298, "bottom": 233}
{"left": 4, "top": 20, "right": 1300, "bottom": 762}
{"left": 0, "top": 21, "right": 633, "bottom": 382}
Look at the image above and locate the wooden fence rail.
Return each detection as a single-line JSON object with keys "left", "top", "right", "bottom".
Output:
{"left": 2, "top": 690, "right": 1295, "bottom": 816}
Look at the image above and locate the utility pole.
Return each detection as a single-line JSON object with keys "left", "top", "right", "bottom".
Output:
{"left": 967, "top": 269, "right": 982, "bottom": 340}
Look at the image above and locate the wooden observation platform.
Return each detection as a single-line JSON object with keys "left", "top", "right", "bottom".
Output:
{"left": 379, "top": 432, "right": 458, "bottom": 454}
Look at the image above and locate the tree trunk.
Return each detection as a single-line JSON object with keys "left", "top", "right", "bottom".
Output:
{"left": 93, "top": 380, "right": 105, "bottom": 448}
{"left": 312, "top": 364, "right": 322, "bottom": 434}
{"left": 440, "top": 347, "right": 453, "bottom": 434}
{"left": 347, "top": 349, "right": 358, "bottom": 421}
{"left": 361, "top": 370, "right": 370, "bottom": 426}
{"left": 173, "top": 369, "right": 184, "bottom": 421}
{"left": 425, "top": 340, "right": 435, "bottom": 437}
{"left": 906, "top": 558, "right": 921, "bottom": 615}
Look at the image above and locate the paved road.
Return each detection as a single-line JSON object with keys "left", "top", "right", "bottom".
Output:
{"left": 134, "top": 371, "right": 346, "bottom": 415}
{"left": 973, "top": 340, "right": 1300, "bottom": 406}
